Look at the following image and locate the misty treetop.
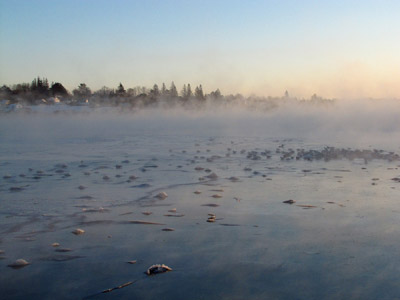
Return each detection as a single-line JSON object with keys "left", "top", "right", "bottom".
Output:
{"left": 0, "top": 77, "right": 334, "bottom": 109}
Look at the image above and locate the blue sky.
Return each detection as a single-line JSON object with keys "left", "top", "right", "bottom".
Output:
{"left": 1, "top": 0, "right": 400, "bottom": 98}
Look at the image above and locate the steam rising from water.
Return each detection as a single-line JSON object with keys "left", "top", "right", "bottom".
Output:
{"left": 1, "top": 98, "right": 399, "bottom": 151}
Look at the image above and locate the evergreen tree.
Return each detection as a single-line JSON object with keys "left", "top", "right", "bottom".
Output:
{"left": 210, "top": 89, "right": 222, "bottom": 99}
{"left": 284, "top": 90, "right": 289, "bottom": 98}
{"left": 150, "top": 84, "right": 160, "bottom": 98}
{"left": 169, "top": 82, "right": 178, "bottom": 98}
{"left": 187, "top": 84, "right": 193, "bottom": 99}
{"left": 30, "top": 76, "right": 49, "bottom": 96}
{"left": 161, "top": 83, "right": 168, "bottom": 97}
{"left": 43, "top": 78, "right": 49, "bottom": 90}
{"left": 181, "top": 84, "right": 187, "bottom": 98}
{"left": 195, "top": 85, "right": 205, "bottom": 100}
{"left": 31, "top": 78, "right": 37, "bottom": 91}
{"left": 116, "top": 83, "right": 126, "bottom": 97}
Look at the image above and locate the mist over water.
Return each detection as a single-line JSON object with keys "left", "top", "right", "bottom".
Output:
{"left": 1, "top": 98, "right": 399, "bottom": 150}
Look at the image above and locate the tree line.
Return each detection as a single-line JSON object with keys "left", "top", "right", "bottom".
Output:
{"left": 0, "top": 76, "right": 333, "bottom": 109}
{"left": 0, "top": 77, "right": 224, "bottom": 106}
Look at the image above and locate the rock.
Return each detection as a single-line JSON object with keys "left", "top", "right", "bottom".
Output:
{"left": 164, "top": 213, "right": 185, "bottom": 217}
{"left": 146, "top": 264, "right": 172, "bottom": 275}
{"left": 212, "top": 194, "right": 222, "bottom": 198}
{"left": 201, "top": 203, "right": 220, "bottom": 207}
{"left": 194, "top": 190, "right": 202, "bottom": 194}
{"left": 162, "top": 228, "right": 175, "bottom": 231}
{"left": 55, "top": 248, "right": 72, "bottom": 252}
{"left": 51, "top": 243, "right": 60, "bottom": 247}
{"left": 208, "top": 214, "right": 216, "bottom": 221}
{"left": 296, "top": 204, "right": 317, "bottom": 209}
{"left": 82, "top": 207, "right": 108, "bottom": 213}
{"left": 155, "top": 192, "right": 168, "bottom": 200}
{"left": 129, "top": 220, "right": 165, "bottom": 225}
{"left": 283, "top": 199, "right": 296, "bottom": 204}
{"left": 206, "top": 172, "right": 218, "bottom": 180}
{"left": 9, "top": 187, "right": 23, "bottom": 192}
{"left": 8, "top": 259, "right": 30, "bottom": 269}
{"left": 72, "top": 228, "right": 85, "bottom": 235}
{"left": 228, "top": 176, "right": 240, "bottom": 182}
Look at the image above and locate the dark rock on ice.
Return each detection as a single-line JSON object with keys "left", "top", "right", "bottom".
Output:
{"left": 283, "top": 199, "right": 296, "bottom": 204}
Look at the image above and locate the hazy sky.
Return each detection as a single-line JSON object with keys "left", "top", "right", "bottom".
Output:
{"left": 1, "top": 0, "right": 399, "bottom": 98}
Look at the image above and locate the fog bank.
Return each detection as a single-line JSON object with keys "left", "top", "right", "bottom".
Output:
{"left": 1, "top": 98, "right": 399, "bottom": 151}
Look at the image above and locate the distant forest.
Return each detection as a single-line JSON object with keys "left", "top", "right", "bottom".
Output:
{"left": 0, "top": 76, "right": 333, "bottom": 109}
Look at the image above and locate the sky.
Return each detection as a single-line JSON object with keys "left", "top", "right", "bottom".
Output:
{"left": 1, "top": 0, "right": 400, "bottom": 98}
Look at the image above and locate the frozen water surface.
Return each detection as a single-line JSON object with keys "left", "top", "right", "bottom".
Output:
{"left": 0, "top": 107, "right": 400, "bottom": 300}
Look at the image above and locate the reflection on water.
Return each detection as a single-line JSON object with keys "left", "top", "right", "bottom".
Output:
{"left": 0, "top": 114, "right": 399, "bottom": 300}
